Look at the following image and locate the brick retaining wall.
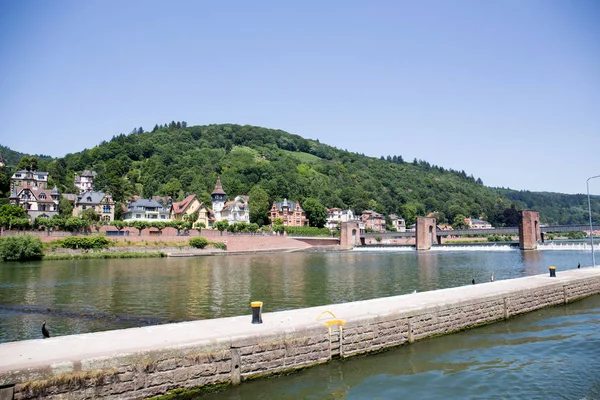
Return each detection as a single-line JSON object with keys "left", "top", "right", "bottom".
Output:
{"left": 1, "top": 268, "right": 600, "bottom": 400}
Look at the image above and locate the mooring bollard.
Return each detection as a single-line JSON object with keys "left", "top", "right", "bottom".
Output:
{"left": 549, "top": 266, "right": 556, "bottom": 277}
{"left": 251, "top": 301, "right": 263, "bottom": 324}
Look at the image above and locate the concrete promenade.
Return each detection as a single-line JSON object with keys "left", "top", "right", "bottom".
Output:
{"left": 1, "top": 267, "right": 600, "bottom": 399}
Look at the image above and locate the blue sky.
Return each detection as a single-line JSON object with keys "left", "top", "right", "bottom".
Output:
{"left": 0, "top": 0, "right": 598, "bottom": 194}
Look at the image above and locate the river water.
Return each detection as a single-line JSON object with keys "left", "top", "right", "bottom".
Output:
{"left": 1, "top": 245, "right": 598, "bottom": 398}
{"left": 0, "top": 245, "right": 591, "bottom": 343}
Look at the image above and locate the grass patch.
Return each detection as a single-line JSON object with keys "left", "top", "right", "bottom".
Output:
{"left": 20, "top": 368, "right": 118, "bottom": 394}
{"left": 43, "top": 252, "right": 166, "bottom": 260}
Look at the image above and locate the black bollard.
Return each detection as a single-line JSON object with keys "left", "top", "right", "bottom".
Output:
{"left": 251, "top": 301, "right": 263, "bottom": 324}
{"left": 549, "top": 266, "right": 556, "bottom": 277}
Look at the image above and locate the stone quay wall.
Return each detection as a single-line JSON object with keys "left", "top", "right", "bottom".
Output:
{"left": 1, "top": 268, "right": 600, "bottom": 400}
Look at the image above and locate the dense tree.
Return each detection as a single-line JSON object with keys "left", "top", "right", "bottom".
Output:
{"left": 302, "top": 198, "right": 327, "bottom": 228}
{"left": 160, "top": 178, "right": 182, "bottom": 199}
{"left": 213, "top": 220, "right": 229, "bottom": 235}
{"left": 80, "top": 208, "right": 100, "bottom": 222}
{"left": 452, "top": 214, "right": 469, "bottom": 230}
{"left": 248, "top": 185, "right": 270, "bottom": 226}
{"left": 16, "top": 156, "right": 38, "bottom": 171}
{"left": 0, "top": 167, "right": 9, "bottom": 196}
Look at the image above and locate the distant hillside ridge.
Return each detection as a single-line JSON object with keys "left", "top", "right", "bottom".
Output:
{"left": 0, "top": 144, "right": 52, "bottom": 168}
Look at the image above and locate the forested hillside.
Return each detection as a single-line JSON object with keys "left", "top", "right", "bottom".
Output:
{"left": 2, "top": 123, "right": 598, "bottom": 226}
{"left": 495, "top": 188, "right": 600, "bottom": 226}
{"left": 0, "top": 145, "right": 51, "bottom": 168}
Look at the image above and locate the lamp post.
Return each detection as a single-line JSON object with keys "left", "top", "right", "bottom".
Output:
{"left": 587, "top": 175, "right": 600, "bottom": 267}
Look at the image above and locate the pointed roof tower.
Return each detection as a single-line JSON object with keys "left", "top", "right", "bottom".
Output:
{"left": 212, "top": 176, "right": 226, "bottom": 196}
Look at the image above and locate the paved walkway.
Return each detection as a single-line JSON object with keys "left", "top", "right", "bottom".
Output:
{"left": 2, "top": 267, "right": 599, "bottom": 374}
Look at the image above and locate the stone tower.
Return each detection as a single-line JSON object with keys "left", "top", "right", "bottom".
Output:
{"left": 211, "top": 176, "right": 227, "bottom": 221}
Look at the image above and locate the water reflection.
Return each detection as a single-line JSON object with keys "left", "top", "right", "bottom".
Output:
{"left": 0, "top": 249, "right": 587, "bottom": 342}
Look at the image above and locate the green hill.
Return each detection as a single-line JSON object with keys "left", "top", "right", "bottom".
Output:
{"left": 2, "top": 123, "right": 598, "bottom": 226}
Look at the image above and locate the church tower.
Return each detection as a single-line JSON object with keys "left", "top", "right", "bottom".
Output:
{"left": 211, "top": 176, "right": 227, "bottom": 221}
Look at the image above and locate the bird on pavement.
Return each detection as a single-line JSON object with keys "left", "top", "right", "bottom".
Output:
{"left": 42, "top": 321, "right": 50, "bottom": 338}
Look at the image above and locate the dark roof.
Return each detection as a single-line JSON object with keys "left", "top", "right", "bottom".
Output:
{"left": 76, "top": 190, "right": 108, "bottom": 204}
{"left": 273, "top": 198, "right": 302, "bottom": 212}
{"left": 211, "top": 176, "right": 226, "bottom": 195}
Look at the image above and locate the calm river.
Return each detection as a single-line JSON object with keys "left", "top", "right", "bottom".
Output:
{"left": 1, "top": 245, "right": 597, "bottom": 398}
{"left": 0, "top": 245, "right": 589, "bottom": 343}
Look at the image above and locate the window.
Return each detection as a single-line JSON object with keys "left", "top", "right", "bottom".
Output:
{"left": 40, "top": 193, "right": 46, "bottom": 200}
{"left": 136, "top": 214, "right": 141, "bottom": 219}
{"left": 103, "top": 205, "right": 110, "bottom": 213}
{"left": 161, "top": 215, "right": 166, "bottom": 219}
{"left": 87, "top": 197, "right": 92, "bottom": 202}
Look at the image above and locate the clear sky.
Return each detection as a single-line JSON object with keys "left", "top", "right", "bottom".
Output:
{"left": 0, "top": 0, "right": 598, "bottom": 194}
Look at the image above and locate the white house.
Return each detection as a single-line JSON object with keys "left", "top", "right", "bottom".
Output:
{"left": 10, "top": 170, "right": 48, "bottom": 191}
{"left": 326, "top": 208, "right": 357, "bottom": 230}
{"left": 466, "top": 218, "right": 492, "bottom": 229}
{"left": 211, "top": 177, "right": 250, "bottom": 224}
{"left": 123, "top": 198, "right": 170, "bottom": 222}
{"left": 389, "top": 214, "right": 406, "bottom": 232}
{"left": 221, "top": 195, "right": 250, "bottom": 224}
{"left": 74, "top": 170, "right": 96, "bottom": 193}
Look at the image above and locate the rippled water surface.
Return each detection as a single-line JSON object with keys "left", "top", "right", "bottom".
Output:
{"left": 0, "top": 248, "right": 591, "bottom": 343}
{"left": 204, "top": 295, "right": 600, "bottom": 400}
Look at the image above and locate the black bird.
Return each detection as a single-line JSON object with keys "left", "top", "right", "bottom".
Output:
{"left": 42, "top": 321, "right": 50, "bottom": 338}
{"left": 472, "top": 279, "right": 476, "bottom": 285}
{"left": 578, "top": 263, "right": 581, "bottom": 269}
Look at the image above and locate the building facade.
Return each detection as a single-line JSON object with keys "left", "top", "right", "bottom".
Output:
{"left": 389, "top": 214, "right": 406, "bottom": 232}
{"left": 170, "top": 194, "right": 214, "bottom": 227}
{"left": 9, "top": 186, "right": 60, "bottom": 220}
{"left": 211, "top": 176, "right": 227, "bottom": 222}
{"left": 270, "top": 199, "right": 309, "bottom": 227}
{"left": 72, "top": 190, "right": 115, "bottom": 222}
{"left": 74, "top": 170, "right": 96, "bottom": 193}
{"left": 123, "top": 199, "right": 170, "bottom": 221}
{"left": 326, "top": 208, "right": 356, "bottom": 231}
{"left": 466, "top": 218, "right": 492, "bottom": 229}
{"left": 221, "top": 195, "right": 250, "bottom": 224}
{"left": 210, "top": 177, "right": 250, "bottom": 224}
{"left": 10, "top": 170, "right": 49, "bottom": 191}
{"left": 360, "top": 210, "right": 386, "bottom": 232}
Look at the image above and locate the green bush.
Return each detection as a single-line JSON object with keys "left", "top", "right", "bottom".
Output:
{"left": 0, "top": 235, "right": 44, "bottom": 261}
{"left": 284, "top": 226, "right": 332, "bottom": 237}
{"left": 212, "top": 241, "right": 227, "bottom": 250}
{"left": 488, "top": 234, "right": 502, "bottom": 242}
{"left": 54, "top": 236, "right": 111, "bottom": 250}
{"left": 189, "top": 237, "right": 209, "bottom": 249}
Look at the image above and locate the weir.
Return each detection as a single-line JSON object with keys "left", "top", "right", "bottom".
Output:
{"left": 1, "top": 267, "right": 600, "bottom": 399}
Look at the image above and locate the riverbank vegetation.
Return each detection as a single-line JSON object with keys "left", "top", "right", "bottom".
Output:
{"left": 43, "top": 251, "right": 167, "bottom": 260}
{"left": 0, "top": 234, "right": 226, "bottom": 262}
{"left": 0, "top": 235, "right": 44, "bottom": 261}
